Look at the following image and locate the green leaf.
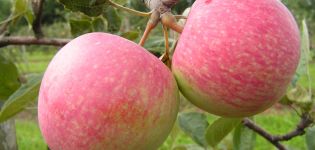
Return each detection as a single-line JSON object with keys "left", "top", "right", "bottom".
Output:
{"left": 178, "top": 112, "right": 209, "bottom": 148}
{"left": 168, "top": 121, "right": 180, "bottom": 149}
{"left": 279, "top": 95, "right": 293, "bottom": 105}
{"left": 205, "top": 117, "right": 242, "bottom": 148}
{"left": 24, "top": 9, "right": 34, "bottom": 27}
{"left": 12, "top": 0, "right": 30, "bottom": 23}
{"left": 69, "top": 19, "right": 93, "bottom": 37}
{"left": 58, "top": 0, "right": 109, "bottom": 17}
{"left": 0, "top": 74, "right": 42, "bottom": 123}
{"left": 0, "top": 0, "right": 34, "bottom": 26}
{"left": 299, "top": 20, "right": 313, "bottom": 106}
{"left": 296, "top": 20, "right": 311, "bottom": 78}
{"left": 103, "top": 7, "right": 121, "bottom": 33}
{"left": 120, "top": 31, "right": 139, "bottom": 41}
{"left": 306, "top": 127, "right": 315, "bottom": 150}
{"left": 0, "top": 54, "right": 20, "bottom": 101}
{"left": 301, "top": 19, "right": 311, "bottom": 65}
{"left": 92, "top": 17, "right": 105, "bottom": 32}
{"left": 286, "top": 85, "right": 312, "bottom": 112}
{"left": 233, "top": 120, "right": 256, "bottom": 150}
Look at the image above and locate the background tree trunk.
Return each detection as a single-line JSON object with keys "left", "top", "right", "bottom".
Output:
{"left": 0, "top": 119, "right": 18, "bottom": 150}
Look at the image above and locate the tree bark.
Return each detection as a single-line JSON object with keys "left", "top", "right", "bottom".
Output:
{"left": 0, "top": 119, "right": 18, "bottom": 150}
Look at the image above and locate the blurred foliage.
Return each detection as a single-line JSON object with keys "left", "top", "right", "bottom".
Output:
{"left": 172, "top": 0, "right": 195, "bottom": 14}
{"left": 233, "top": 122, "right": 256, "bottom": 150}
{"left": 282, "top": 0, "right": 315, "bottom": 46}
{"left": 0, "top": 54, "right": 20, "bottom": 101}
{"left": 306, "top": 126, "right": 315, "bottom": 150}
{"left": 282, "top": 0, "right": 315, "bottom": 24}
{"left": 0, "top": 74, "right": 42, "bottom": 123}
{"left": 42, "top": 0, "right": 65, "bottom": 24}
{"left": 178, "top": 112, "right": 209, "bottom": 148}
{"left": 0, "top": 0, "right": 11, "bottom": 22}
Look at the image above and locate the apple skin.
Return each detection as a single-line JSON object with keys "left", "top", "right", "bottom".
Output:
{"left": 172, "top": 0, "right": 300, "bottom": 117}
{"left": 38, "top": 33, "right": 179, "bottom": 150}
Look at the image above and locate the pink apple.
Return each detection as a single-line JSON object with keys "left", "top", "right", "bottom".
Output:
{"left": 38, "top": 33, "right": 179, "bottom": 150}
{"left": 172, "top": 0, "right": 300, "bottom": 117}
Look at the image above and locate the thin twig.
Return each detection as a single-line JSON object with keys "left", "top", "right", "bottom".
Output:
{"left": 108, "top": 0, "right": 152, "bottom": 17}
{"left": 243, "top": 118, "right": 287, "bottom": 150}
{"left": 289, "top": 105, "right": 302, "bottom": 117}
{"left": 273, "top": 114, "right": 313, "bottom": 141}
{"left": 0, "top": 36, "right": 70, "bottom": 47}
{"left": 243, "top": 113, "right": 313, "bottom": 150}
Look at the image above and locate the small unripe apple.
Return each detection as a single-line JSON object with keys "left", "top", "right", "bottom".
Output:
{"left": 38, "top": 33, "right": 179, "bottom": 150}
{"left": 172, "top": 0, "right": 300, "bottom": 117}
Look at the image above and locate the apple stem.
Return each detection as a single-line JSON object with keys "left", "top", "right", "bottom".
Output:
{"left": 169, "top": 38, "right": 178, "bottom": 55}
{"left": 160, "top": 25, "right": 172, "bottom": 68}
{"left": 139, "top": 23, "right": 154, "bottom": 46}
{"left": 108, "top": 0, "right": 152, "bottom": 17}
{"left": 139, "top": 11, "right": 160, "bottom": 46}
{"left": 162, "top": 25, "right": 170, "bottom": 57}
{"left": 161, "top": 12, "right": 184, "bottom": 34}
{"left": 160, "top": 53, "right": 171, "bottom": 69}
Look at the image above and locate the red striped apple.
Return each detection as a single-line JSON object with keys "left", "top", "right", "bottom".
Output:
{"left": 172, "top": 0, "right": 300, "bottom": 117}
{"left": 38, "top": 33, "right": 179, "bottom": 150}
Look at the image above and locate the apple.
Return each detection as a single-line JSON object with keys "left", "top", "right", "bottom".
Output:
{"left": 172, "top": 0, "right": 300, "bottom": 117}
{"left": 38, "top": 33, "right": 179, "bottom": 150}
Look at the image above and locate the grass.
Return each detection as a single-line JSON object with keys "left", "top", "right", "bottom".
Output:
{"left": 15, "top": 111, "right": 308, "bottom": 150}
{"left": 15, "top": 120, "right": 47, "bottom": 150}
{"left": 17, "top": 51, "right": 56, "bottom": 73}
{"left": 254, "top": 113, "right": 306, "bottom": 150}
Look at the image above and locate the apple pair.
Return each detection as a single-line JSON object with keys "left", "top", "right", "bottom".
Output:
{"left": 38, "top": 0, "right": 300, "bottom": 149}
